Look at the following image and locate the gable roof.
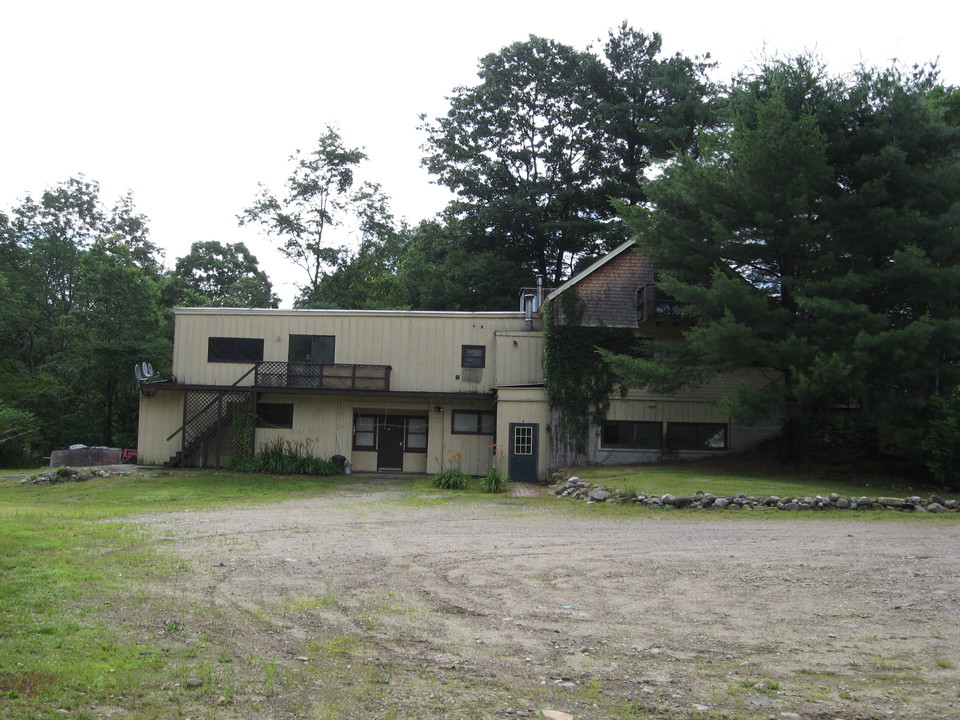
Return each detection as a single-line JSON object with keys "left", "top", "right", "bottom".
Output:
{"left": 544, "top": 239, "right": 637, "bottom": 306}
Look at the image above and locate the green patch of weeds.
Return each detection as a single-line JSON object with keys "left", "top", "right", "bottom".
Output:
{"left": 934, "top": 656, "right": 953, "bottom": 669}
{"left": 314, "top": 634, "right": 360, "bottom": 656}
{"left": 288, "top": 592, "right": 339, "bottom": 612}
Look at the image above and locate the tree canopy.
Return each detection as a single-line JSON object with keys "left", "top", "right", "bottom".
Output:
{"left": 239, "top": 126, "right": 395, "bottom": 307}
{"left": 606, "top": 57, "right": 960, "bottom": 462}
{"left": 0, "top": 177, "right": 168, "bottom": 457}
{"left": 171, "top": 240, "right": 278, "bottom": 308}
{"left": 421, "top": 24, "right": 715, "bottom": 290}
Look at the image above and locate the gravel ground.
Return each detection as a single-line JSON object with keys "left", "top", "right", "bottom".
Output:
{"left": 140, "top": 483, "right": 960, "bottom": 719}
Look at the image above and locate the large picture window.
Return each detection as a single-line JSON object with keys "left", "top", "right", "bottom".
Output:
{"left": 208, "top": 337, "right": 264, "bottom": 363}
{"left": 601, "top": 421, "right": 661, "bottom": 449}
{"left": 452, "top": 410, "right": 495, "bottom": 435}
{"left": 665, "top": 422, "right": 727, "bottom": 451}
{"left": 256, "top": 403, "right": 293, "bottom": 429}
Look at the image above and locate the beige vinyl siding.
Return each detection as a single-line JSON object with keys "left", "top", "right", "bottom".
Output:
{"left": 437, "top": 397, "right": 496, "bottom": 477}
{"left": 494, "top": 331, "right": 544, "bottom": 386}
{"left": 606, "top": 398, "right": 727, "bottom": 424}
{"left": 136, "top": 390, "right": 183, "bottom": 465}
{"left": 173, "top": 309, "right": 535, "bottom": 393}
{"left": 258, "top": 394, "right": 439, "bottom": 473}
{"left": 254, "top": 394, "right": 348, "bottom": 460}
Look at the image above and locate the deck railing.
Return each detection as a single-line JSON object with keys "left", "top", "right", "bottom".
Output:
{"left": 254, "top": 362, "right": 391, "bottom": 391}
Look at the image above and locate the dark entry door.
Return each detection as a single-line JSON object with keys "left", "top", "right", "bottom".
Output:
{"left": 508, "top": 423, "right": 538, "bottom": 482}
{"left": 377, "top": 415, "right": 405, "bottom": 471}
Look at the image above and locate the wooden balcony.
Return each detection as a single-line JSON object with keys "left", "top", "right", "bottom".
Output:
{"left": 254, "top": 362, "right": 391, "bottom": 392}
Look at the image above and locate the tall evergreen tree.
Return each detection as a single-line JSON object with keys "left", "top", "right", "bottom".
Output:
{"left": 606, "top": 57, "right": 960, "bottom": 462}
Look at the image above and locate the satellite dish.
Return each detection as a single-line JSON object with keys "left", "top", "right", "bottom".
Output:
{"left": 134, "top": 364, "right": 144, "bottom": 382}
{"left": 145, "top": 362, "right": 154, "bottom": 378}
{"left": 141, "top": 362, "right": 151, "bottom": 379}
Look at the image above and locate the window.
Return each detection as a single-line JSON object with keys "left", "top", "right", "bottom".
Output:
{"left": 289, "top": 335, "right": 335, "bottom": 365}
{"left": 256, "top": 403, "right": 293, "bottom": 429}
{"left": 452, "top": 410, "right": 495, "bottom": 435}
{"left": 208, "top": 337, "right": 264, "bottom": 363}
{"left": 461, "top": 345, "right": 486, "bottom": 368}
{"left": 513, "top": 425, "right": 533, "bottom": 455}
{"left": 665, "top": 422, "right": 727, "bottom": 451}
{"left": 353, "top": 415, "right": 377, "bottom": 449}
{"left": 601, "top": 421, "right": 661, "bottom": 449}
{"left": 405, "top": 417, "right": 428, "bottom": 452}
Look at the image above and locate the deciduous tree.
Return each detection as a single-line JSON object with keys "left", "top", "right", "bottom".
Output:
{"left": 421, "top": 25, "right": 715, "bottom": 288}
{"left": 172, "top": 240, "right": 278, "bottom": 308}
{"left": 240, "top": 127, "right": 394, "bottom": 305}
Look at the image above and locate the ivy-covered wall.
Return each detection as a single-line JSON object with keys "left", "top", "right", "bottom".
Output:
{"left": 543, "top": 290, "right": 647, "bottom": 466}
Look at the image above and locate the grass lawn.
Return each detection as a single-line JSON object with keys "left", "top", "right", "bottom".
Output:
{"left": 566, "top": 453, "right": 948, "bottom": 500}
{"left": 0, "top": 468, "right": 371, "bottom": 720}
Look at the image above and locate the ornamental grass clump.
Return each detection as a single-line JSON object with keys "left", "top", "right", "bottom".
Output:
{"left": 480, "top": 443, "right": 507, "bottom": 492}
{"left": 480, "top": 468, "right": 506, "bottom": 493}
{"left": 227, "top": 437, "right": 340, "bottom": 476}
{"left": 430, "top": 451, "right": 470, "bottom": 490}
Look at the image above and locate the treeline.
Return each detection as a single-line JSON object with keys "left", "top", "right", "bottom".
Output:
{"left": 0, "top": 177, "right": 281, "bottom": 464}
{"left": 2, "top": 23, "right": 959, "bottom": 475}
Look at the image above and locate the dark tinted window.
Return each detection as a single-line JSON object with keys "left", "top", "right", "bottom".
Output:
{"left": 666, "top": 422, "right": 727, "bottom": 451}
{"left": 461, "top": 345, "right": 486, "bottom": 368}
{"left": 256, "top": 403, "right": 293, "bottom": 429}
{"left": 208, "top": 337, "right": 264, "bottom": 363}
{"left": 601, "top": 421, "right": 661, "bottom": 449}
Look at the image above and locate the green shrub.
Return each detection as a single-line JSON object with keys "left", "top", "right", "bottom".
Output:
{"left": 923, "top": 388, "right": 960, "bottom": 490}
{"left": 480, "top": 468, "right": 506, "bottom": 493}
{"left": 430, "top": 468, "right": 470, "bottom": 489}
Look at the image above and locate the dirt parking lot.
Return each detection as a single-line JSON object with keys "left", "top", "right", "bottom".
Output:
{"left": 142, "top": 484, "right": 960, "bottom": 719}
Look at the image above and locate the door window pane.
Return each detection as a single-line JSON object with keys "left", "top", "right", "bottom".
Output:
{"left": 513, "top": 426, "right": 533, "bottom": 455}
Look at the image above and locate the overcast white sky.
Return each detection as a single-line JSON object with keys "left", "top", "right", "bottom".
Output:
{"left": 2, "top": 1, "right": 956, "bottom": 306}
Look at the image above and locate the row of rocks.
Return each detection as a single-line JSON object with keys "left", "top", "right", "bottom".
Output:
{"left": 551, "top": 477, "right": 958, "bottom": 513}
{"left": 22, "top": 466, "right": 124, "bottom": 485}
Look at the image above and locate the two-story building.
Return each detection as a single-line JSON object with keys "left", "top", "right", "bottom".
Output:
{"left": 136, "top": 241, "right": 778, "bottom": 479}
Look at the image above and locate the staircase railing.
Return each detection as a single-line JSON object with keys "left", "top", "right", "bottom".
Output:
{"left": 166, "top": 364, "right": 257, "bottom": 443}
